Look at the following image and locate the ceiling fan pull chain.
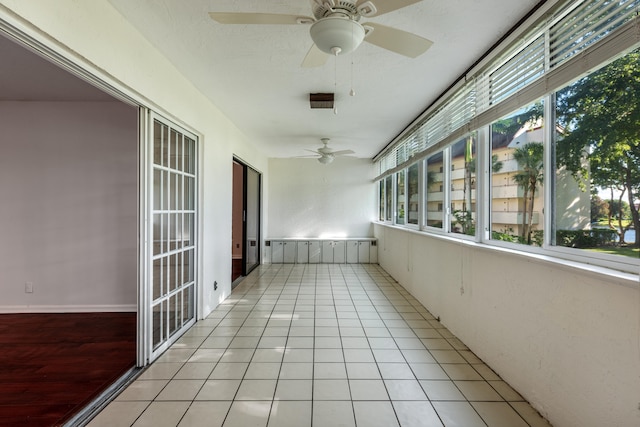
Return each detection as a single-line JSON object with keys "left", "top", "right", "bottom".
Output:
{"left": 334, "top": 53, "right": 338, "bottom": 114}
{"left": 350, "top": 18, "right": 356, "bottom": 97}
{"left": 333, "top": 47, "right": 339, "bottom": 114}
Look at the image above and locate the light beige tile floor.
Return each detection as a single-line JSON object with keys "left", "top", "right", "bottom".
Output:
{"left": 87, "top": 264, "right": 552, "bottom": 427}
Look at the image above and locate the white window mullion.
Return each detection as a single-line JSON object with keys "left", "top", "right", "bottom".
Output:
{"left": 543, "top": 93, "right": 555, "bottom": 249}
{"left": 477, "top": 125, "right": 491, "bottom": 243}
{"left": 419, "top": 160, "right": 426, "bottom": 230}
{"left": 443, "top": 147, "right": 451, "bottom": 233}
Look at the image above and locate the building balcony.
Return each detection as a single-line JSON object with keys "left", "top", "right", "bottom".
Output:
{"left": 492, "top": 211, "right": 540, "bottom": 225}
{"left": 426, "top": 191, "right": 444, "bottom": 202}
{"left": 491, "top": 185, "right": 524, "bottom": 199}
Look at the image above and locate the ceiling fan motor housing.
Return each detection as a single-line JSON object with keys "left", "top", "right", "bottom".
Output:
{"left": 311, "top": 0, "right": 359, "bottom": 20}
{"left": 309, "top": 0, "right": 369, "bottom": 55}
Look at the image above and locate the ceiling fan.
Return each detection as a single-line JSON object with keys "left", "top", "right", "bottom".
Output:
{"left": 303, "top": 138, "right": 355, "bottom": 164}
{"left": 209, "top": 0, "right": 433, "bottom": 68}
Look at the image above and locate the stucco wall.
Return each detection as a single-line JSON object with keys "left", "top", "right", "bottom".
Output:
{"left": 267, "top": 157, "right": 376, "bottom": 240}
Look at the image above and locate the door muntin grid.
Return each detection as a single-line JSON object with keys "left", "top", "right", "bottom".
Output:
{"left": 151, "top": 119, "right": 196, "bottom": 354}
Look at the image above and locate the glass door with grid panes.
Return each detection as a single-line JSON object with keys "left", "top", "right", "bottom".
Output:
{"left": 149, "top": 116, "right": 197, "bottom": 361}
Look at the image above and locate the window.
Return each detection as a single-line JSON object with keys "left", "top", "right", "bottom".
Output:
{"left": 372, "top": 0, "right": 639, "bottom": 273}
{"left": 407, "top": 163, "right": 419, "bottom": 225}
{"left": 554, "top": 48, "right": 639, "bottom": 259}
{"left": 378, "top": 179, "right": 385, "bottom": 221}
{"left": 396, "top": 170, "right": 406, "bottom": 224}
{"left": 385, "top": 175, "right": 393, "bottom": 221}
{"left": 426, "top": 152, "right": 444, "bottom": 229}
{"left": 490, "top": 101, "right": 545, "bottom": 246}
{"left": 450, "top": 134, "right": 477, "bottom": 236}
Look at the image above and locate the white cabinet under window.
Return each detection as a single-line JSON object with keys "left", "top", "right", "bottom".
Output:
{"left": 346, "top": 240, "right": 359, "bottom": 263}
{"left": 297, "top": 241, "right": 309, "bottom": 263}
{"left": 358, "top": 241, "right": 371, "bottom": 263}
{"left": 283, "top": 241, "right": 296, "bottom": 263}
{"left": 309, "top": 241, "right": 321, "bottom": 263}
{"left": 323, "top": 241, "right": 346, "bottom": 263}
{"left": 268, "top": 238, "right": 376, "bottom": 264}
{"left": 271, "top": 241, "right": 284, "bottom": 264}
{"left": 369, "top": 241, "right": 378, "bottom": 264}
{"left": 334, "top": 241, "right": 346, "bottom": 263}
{"left": 322, "top": 241, "right": 334, "bottom": 263}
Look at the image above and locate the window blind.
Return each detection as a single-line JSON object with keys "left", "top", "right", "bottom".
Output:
{"left": 374, "top": 0, "right": 640, "bottom": 180}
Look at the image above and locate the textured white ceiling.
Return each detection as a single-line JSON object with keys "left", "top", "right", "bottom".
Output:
{"left": 6, "top": 0, "right": 543, "bottom": 159}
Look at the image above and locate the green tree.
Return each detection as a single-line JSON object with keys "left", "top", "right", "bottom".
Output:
{"left": 556, "top": 49, "right": 640, "bottom": 247}
{"left": 459, "top": 137, "right": 504, "bottom": 235}
{"left": 590, "top": 195, "right": 609, "bottom": 222}
{"left": 492, "top": 103, "right": 544, "bottom": 136}
{"left": 608, "top": 199, "right": 631, "bottom": 220}
{"left": 512, "top": 142, "right": 544, "bottom": 244}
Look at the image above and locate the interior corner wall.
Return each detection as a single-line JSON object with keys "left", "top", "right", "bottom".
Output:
{"left": 267, "top": 157, "right": 376, "bottom": 240}
{"left": 0, "top": 101, "right": 138, "bottom": 311}
{"left": 373, "top": 223, "right": 640, "bottom": 427}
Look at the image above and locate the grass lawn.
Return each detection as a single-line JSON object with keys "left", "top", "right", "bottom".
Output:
{"left": 595, "top": 219, "right": 632, "bottom": 228}
{"left": 587, "top": 245, "right": 639, "bottom": 258}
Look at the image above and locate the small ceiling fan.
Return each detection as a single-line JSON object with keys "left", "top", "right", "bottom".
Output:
{"left": 209, "top": 0, "right": 433, "bottom": 68}
{"left": 303, "top": 138, "right": 355, "bottom": 164}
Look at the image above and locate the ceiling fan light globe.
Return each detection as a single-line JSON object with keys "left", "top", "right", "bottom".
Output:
{"left": 318, "top": 155, "right": 334, "bottom": 164}
{"left": 310, "top": 17, "right": 365, "bottom": 55}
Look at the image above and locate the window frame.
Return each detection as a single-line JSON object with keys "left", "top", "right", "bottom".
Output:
{"left": 372, "top": 0, "right": 640, "bottom": 275}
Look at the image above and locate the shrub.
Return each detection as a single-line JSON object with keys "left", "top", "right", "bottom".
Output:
{"left": 556, "top": 229, "right": 618, "bottom": 248}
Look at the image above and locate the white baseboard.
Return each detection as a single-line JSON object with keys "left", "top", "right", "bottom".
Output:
{"left": 0, "top": 304, "right": 137, "bottom": 313}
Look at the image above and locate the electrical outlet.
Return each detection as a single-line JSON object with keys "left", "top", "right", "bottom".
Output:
{"left": 25, "top": 282, "right": 34, "bottom": 293}
{"left": 214, "top": 281, "right": 218, "bottom": 291}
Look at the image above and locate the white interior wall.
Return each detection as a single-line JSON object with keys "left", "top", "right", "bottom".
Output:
{"left": 374, "top": 223, "right": 640, "bottom": 427}
{"left": 267, "top": 157, "right": 376, "bottom": 240}
{"left": 0, "top": 0, "right": 269, "bottom": 316}
{"left": 0, "top": 101, "right": 137, "bottom": 311}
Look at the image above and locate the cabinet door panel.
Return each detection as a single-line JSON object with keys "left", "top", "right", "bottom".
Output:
{"left": 309, "top": 241, "right": 321, "bottom": 263}
{"left": 297, "top": 241, "right": 309, "bottom": 263}
{"left": 322, "top": 241, "right": 334, "bottom": 263}
{"left": 358, "top": 241, "right": 370, "bottom": 263}
{"left": 346, "top": 241, "right": 359, "bottom": 264}
{"left": 370, "top": 241, "right": 378, "bottom": 264}
{"left": 333, "top": 241, "right": 346, "bottom": 264}
{"left": 271, "top": 241, "right": 284, "bottom": 264}
{"left": 283, "top": 241, "right": 297, "bottom": 263}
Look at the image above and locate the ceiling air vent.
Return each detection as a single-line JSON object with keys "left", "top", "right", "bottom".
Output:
{"left": 309, "top": 93, "right": 334, "bottom": 109}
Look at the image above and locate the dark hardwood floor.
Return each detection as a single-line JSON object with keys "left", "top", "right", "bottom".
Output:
{"left": 0, "top": 312, "right": 136, "bottom": 427}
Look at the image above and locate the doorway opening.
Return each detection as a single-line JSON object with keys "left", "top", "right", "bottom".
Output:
{"left": 0, "top": 31, "right": 138, "bottom": 425}
{"left": 232, "top": 159, "right": 262, "bottom": 284}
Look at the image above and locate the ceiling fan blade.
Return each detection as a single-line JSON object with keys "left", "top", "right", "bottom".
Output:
{"left": 209, "top": 12, "right": 313, "bottom": 25}
{"left": 331, "top": 150, "right": 355, "bottom": 156}
{"left": 304, "top": 149, "right": 322, "bottom": 155}
{"left": 357, "top": 0, "right": 421, "bottom": 17}
{"left": 364, "top": 23, "right": 433, "bottom": 58}
{"left": 301, "top": 44, "right": 328, "bottom": 68}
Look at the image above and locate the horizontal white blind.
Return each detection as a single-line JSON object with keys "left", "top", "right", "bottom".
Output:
{"left": 375, "top": 0, "right": 640, "bottom": 179}
{"left": 478, "top": 35, "right": 546, "bottom": 108}
{"left": 549, "top": 0, "right": 640, "bottom": 69}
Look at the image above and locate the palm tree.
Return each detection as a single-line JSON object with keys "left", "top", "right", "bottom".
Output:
{"left": 512, "top": 142, "right": 544, "bottom": 244}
